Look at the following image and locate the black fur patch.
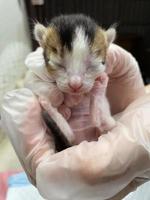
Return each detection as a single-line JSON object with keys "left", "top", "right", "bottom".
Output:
{"left": 42, "top": 111, "right": 71, "bottom": 152}
{"left": 50, "top": 14, "right": 97, "bottom": 51}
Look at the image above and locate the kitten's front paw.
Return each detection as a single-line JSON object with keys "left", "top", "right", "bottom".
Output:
{"left": 58, "top": 104, "right": 71, "bottom": 120}
{"left": 92, "top": 73, "right": 109, "bottom": 96}
{"left": 49, "top": 88, "right": 64, "bottom": 107}
{"left": 95, "top": 72, "right": 109, "bottom": 87}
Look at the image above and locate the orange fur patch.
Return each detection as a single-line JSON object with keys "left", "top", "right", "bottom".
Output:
{"left": 41, "top": 27, "right": 62, "bottom": 73}
{"left": 43, "top": 27, "right": 62, "bottom": 55}
{"left": 41, "top": 26, "right": 108, "bottom": 74}
{"left": 91, "top": 28, "right": 108, "bottom": 60}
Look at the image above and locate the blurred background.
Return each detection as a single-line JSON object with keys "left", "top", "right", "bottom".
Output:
{"left": 26, "top": 0, "right": 150, "bottom": 83}
{"left": 0, "top": 0, "right": 150, "bottom": 199}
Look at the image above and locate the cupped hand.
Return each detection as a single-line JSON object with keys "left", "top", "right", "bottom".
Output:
{"left": 1, "top": 44, "right": 149, "bottom": 200}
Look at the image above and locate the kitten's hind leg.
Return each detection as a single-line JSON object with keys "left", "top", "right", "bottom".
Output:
{"left": 42, "top": 111, "right": 71, "bottom": 151}
{"left": 40, "top": 98, "right": 75, "bottom": 151}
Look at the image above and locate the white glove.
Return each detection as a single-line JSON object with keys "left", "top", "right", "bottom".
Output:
{"left": 1, "top": 88, "right": 150, "bottom": 200}
{"left": 24, "top": 47, "right": 64, "bottom": 108}
{"left": 1, "top": 44, "right": 149, "bottom": 200}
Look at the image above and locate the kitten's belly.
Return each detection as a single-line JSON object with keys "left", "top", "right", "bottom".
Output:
{"left": 68, "top": 95, "right": 100, "bottom": 144}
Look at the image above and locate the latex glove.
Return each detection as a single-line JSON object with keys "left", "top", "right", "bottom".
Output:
{"left": 24, "top": 47, "right": 64, "bottom": 108}
{"left": 106, "top": 44, "right": 145, "bottom": 114}
{"left": 1, "top": 44, "right": 148, "bottom": 200}
{"left": 1, "top": 89, "right": 150, "bottom": 200}
{"left": 0, "top": 89, "right": 74, "bottom": 183}
{"left": 38, "top": 94, "right": 150, "bottom": 200}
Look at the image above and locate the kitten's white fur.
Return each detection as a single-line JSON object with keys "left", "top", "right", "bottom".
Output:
{"left": 56, "top": 27, "right": 106, "bottom": 94}
{"left": 25, "top": 22, "right": 116, "bottom": 144}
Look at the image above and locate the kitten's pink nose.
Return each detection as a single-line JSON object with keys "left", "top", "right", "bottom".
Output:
{"left": 69, "top": 76, "right": 83, "bottom": 91}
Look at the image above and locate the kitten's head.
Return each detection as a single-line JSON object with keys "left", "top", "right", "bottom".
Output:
{"left": 34, "top": 14, "right": 116, "bottom": 95}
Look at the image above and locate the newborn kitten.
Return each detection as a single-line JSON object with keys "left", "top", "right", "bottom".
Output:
{"left": 26, "top": 14, "right": 116, "bottom": 150}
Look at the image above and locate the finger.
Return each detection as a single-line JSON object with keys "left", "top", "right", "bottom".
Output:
{"left": 106, "top": 44, "right": 145, "bottom": 114}
{"left": 2, "top": 88, "right": 36, "bottom": 113}
{"left": 1, "top": 89, "right": 55, "bottom": 184}
{"left": 25, "top": 56, "right": 45, "bottom": 69}
{"left": 25, "top": 48, "right": 45, "bottom": 68}
{"left": 36, "top": 47, "right": 44, "bottom": 53}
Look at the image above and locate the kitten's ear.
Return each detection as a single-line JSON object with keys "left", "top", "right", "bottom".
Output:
{"left": 34, "top": 23, "right": 47, "bottom": 44}
{"left": 106, "top": 27, "right": 116, "bottom": 44}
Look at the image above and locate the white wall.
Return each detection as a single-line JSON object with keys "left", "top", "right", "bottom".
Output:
{"left": 0, "top": 0, "right": 31, "bottom": 105}
{"left": 0, "top": 0, "right": 32, "bottom": 170}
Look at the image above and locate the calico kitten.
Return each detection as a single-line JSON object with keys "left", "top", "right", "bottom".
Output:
{"left": 34, "top": 14, "right": 116, "bottom": 95}
{"left": 32, "top": 14, "right": 116, "bottom": 151}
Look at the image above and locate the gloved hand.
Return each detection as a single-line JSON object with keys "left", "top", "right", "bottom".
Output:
{"left": 1, "top": 44, "right": 149, "bottom": 200}
{"left": 24, "top": 47, "right": 64, "bottom": 108}
{"left": 25, "top": 47, "right": 72, "bottom": 120}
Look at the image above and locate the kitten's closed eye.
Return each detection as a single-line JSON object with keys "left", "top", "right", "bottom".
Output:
{"left": 48, "top": 60, "right": 65, "bottom": 69}
{"left": 51, "top": 46, "right": 57, "bottom": 54}
{"left": 54, "top": 62, "right": 65, "bottom": 68}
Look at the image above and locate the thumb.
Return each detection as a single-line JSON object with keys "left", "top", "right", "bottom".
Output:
{"left": 25, "top": 47, "right": 45, "bottom": 69}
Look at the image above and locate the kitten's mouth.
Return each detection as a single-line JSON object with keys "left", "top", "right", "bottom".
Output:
{"left": 66, "top": 87, "right": 92, "bottom": 95}
{"left": 60, "top": 88, "right": 86, "bottom": 95}
{"left": 69, "top": 90, "right": 83, "bottom": 95}
{"left": 56, "top": 82, "right": 93, "bottom": 95}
